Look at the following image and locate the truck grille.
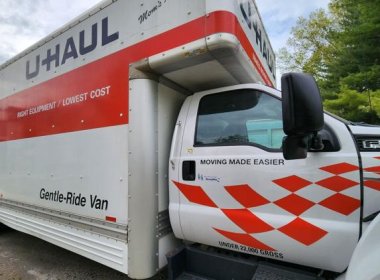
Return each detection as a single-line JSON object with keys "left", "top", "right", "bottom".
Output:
{"left": 355, "top": 135, "right": 380, "bottom": 152}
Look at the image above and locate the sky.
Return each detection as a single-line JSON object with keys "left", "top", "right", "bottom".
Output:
{"left": 0, "top": 0, "right": 330, "bottom": 81}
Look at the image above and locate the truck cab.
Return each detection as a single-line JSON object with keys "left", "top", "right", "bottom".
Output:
{"left": 168, "top": 75, "right": 380, "bottom": 277}
{"left": 1, "top": 1, "right": 379, "bottom": 279}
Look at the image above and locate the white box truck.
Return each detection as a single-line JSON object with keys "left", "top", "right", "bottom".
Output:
{"left": 0, "top": 0, "right": 379, "bottom": 279}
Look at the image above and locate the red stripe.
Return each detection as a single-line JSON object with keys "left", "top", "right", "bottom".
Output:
{"left": 205, "top": 11, "right": 273, "bottom": 86}
{"left": 364, "top": 180, "right": 380, "bottom": 191}
{"left": 278, "top": 218, "right": 328, "bottom": 246}
{"left": 0, "top": 11, "right": 273, "bottom": 142}
{"left": 221, "top": 209, "right": 274, "bottom": 233}
{"left": 1, "top": 57, "right": 129, "bottom": 141}
{"left": 106, "top": 216, "right": 117, "bottom": 223}
{"left": 206, "top": 12, "right": 273, "bottom": 86}
{"left": 172, "top": 181, "right": 218, "bottom": 208}
{"left": 365, "top": 166, "right": 380, "bottom": 174}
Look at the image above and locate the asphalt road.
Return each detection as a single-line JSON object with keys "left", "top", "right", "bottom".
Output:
{"left": 0, "top": 225, "right": 166, "bottom": 280}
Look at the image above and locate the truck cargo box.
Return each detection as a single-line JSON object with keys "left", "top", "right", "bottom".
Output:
{"left": 0, "top": 0, "right": 275, "bottom": 278}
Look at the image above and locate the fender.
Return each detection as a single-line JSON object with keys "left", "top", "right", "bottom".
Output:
{"left": 346, "top": 213, "right": 380, "bottom": 280}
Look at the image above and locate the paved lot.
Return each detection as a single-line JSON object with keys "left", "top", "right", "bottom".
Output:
{"left": 0, "top": 225, "right": 166, "bottom": 280}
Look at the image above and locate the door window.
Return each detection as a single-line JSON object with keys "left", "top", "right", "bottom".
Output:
{"left": 195, "top": 89, "right": 285, "bottom": 150}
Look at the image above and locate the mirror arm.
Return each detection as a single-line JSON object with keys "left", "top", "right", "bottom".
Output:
{"left": 309, "top": 132, "right": 324, "bottom": 151}
{"left": 282, "top": 135, "right": 309, "bottom": 160}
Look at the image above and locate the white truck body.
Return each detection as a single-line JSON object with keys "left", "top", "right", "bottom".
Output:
{"left": 0, "top": 0, "right": 275, "bottom": 278}
{"left": 0, "top": 0, "right": 379, "bottom": 279}
{"left": 169, "top": 83, "right": 380, "bottom": 275}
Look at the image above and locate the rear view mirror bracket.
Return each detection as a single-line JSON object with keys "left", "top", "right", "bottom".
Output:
{"left": 281, "top": 72, "right": 325, "bottom": 160}
{"left": 282, "top": 135, "right": 309, "bottom": 160}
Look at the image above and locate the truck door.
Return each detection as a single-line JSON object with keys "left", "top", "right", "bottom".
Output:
{"left": 170, "top": 85, "right": 362, "bottom": 272}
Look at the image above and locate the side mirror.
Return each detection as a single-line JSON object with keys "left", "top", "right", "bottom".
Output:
{"left": 281, "top": 73, "right": 324, "bottom": 160}
{"left": 282, "top": 135, "right": 309, "bottom": 160}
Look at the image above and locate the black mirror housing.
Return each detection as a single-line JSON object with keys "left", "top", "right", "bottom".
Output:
{"left": 282, "top": 135, "right": 309, "bottom": 160}
{"left": 281, "top": 73, "right": 324, "bottom": 135}
{"left": 281, "top": 73, "right": 324, "bottom": 160}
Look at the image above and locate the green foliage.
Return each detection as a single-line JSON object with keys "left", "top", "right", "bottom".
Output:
{"left": 328, "top": 0, "right": 380, "bottom": 92}
{"left": 370, "top": 90, "right": 380, "bottom": 119}
{"left": 278, "top": 0, "right": 380, "bottom": 124}
{"left": 340, "top": 65, "right": 380, "bottom": 92}
{"left": 277, "top": 9, "right": 334, "bottom": 83}
{"left": 324, "top": 87, "right": 380, "bottom": 123}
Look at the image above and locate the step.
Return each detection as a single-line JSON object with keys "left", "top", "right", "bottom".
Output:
{"left": 252, "top": 263, "right": 319, "bottom": 280}
{"left": 167, "top": 245, "right": 324, "bottom": 280}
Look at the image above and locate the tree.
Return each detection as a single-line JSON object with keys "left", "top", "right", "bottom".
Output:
{"left": 277, "top": 9, "right": 334, "bottom": 88}
{"left": 278, "top": 0, "right": 380, "bottom": 124}
{"left": 328, "top": 0, "right": 380, "bottom": 92}
{"left": 324, "top": 87, "right": 380, "bottom": 123}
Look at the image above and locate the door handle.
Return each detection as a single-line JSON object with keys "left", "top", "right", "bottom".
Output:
{"left": 182, "top": 161, "right": 196, "bottom": 181}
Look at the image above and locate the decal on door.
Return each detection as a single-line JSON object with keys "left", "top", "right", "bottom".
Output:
{"left": 173, "top": 162, "right": 376, "bottom": 256}
{"left": 364, "top": 157, "right": 380, "bottom": 191}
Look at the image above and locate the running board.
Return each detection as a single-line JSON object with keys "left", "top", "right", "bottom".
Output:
{"left": 167, "top": 245, "right": 324, "bottom": 280}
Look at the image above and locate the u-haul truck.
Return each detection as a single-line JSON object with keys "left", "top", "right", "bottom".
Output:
{"left": 0, "top": 0, "right": 379, "bottom": 279}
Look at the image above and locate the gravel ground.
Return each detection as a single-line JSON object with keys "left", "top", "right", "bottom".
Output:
{"left": 0, "top": 225, "right": 166, "bottom": 280}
